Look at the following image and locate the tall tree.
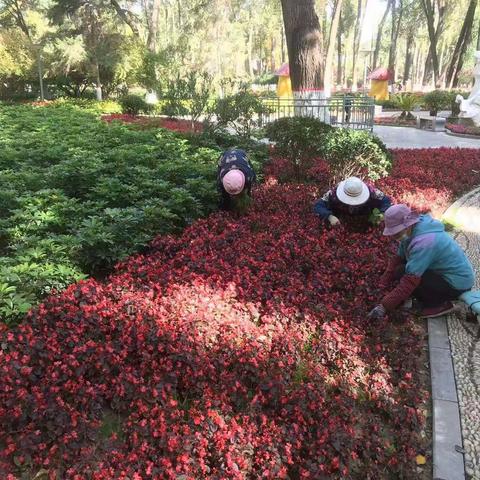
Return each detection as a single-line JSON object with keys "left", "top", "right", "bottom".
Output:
{"left": 0, "top": 0, "right": 50, "bottom": 99}
{"left": 373, "top": 0, "right": 391, "bottom": 70}
{"left": 336, "top": 11, "right": 343, "bottom": 85}
{"left": 445, "top": 0, "right": 477, "bottom": 88}
{"left": 420, "top": 0, "right": 446, "bottom": 86}
{"left": 280, "top": 0, "right": 324, "bottom": 97}
{"left": 324, "top": 0, "right": 343, "bottom": 96}
{"left": 351, "top": 0, "right": 367, "bottom": 91}
{"left": 388, "top": 0, "right": 403, "bottom": 81}
{"left": 477, "top": 16, "right": 480, "bottom": 49}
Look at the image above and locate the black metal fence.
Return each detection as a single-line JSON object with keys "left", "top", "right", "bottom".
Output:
{"left": 260, "top": 96, "right": 375, "bottom": 131}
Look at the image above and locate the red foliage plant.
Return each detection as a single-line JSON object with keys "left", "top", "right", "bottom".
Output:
{"left": 1, "top": 187, "right": 430, "bottom": 479}
{"left": 101, "top": 115, "right": 203, "bottom": 133}
{"left": 3, "top": 147, "right": 478, "bottom": 478}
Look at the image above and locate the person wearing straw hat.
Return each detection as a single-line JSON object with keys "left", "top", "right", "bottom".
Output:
{"left": 314, "top": 176, "right": 392, "bottom": 227}
{"left": 217, "top": 148, "right": 256, "bottom": 212}
{"left": 368, "top": 204, "right": 475, "bottom": 319}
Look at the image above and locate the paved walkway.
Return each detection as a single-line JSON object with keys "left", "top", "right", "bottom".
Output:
{"left": 373, "top": 125, "right": 480, "bottom": 149}
{"left": 442, "top": 187, "right": 480, "bottom": 479}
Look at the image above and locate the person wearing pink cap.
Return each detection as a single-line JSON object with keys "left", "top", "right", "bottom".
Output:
{"left": 368, "top": 204, "right": 475, "bottom": 319}
{"left": 217, "top": 149, "right": 256, "bottom": 211}
{"left": 314, "top": 176, "right": 392, "bottom": 228}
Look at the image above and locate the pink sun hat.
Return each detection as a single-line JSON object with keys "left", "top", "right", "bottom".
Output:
{"left": 383, "top": 204, "right": 420, "bottom": 236}
{"left": 222, "top": 170, "right": 245, "bottom": 195}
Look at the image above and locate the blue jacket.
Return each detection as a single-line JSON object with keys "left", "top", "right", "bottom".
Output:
{"left": 398, "top": 214, "right": 475, "bottom": 291}
{"left": 314, "top": 185, "right": 391, "bottom": 220}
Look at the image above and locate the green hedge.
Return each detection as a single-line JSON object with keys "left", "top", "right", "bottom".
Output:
{"left": 0, "top": 104, "right": 223, "bottom": 324}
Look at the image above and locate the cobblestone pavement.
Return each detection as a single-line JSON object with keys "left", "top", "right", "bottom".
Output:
{"left": 443, "top": 187, "right": 480, "bottom": 479}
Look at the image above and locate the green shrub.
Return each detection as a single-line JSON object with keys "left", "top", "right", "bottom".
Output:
{"left": 50, "top": 98, "right": 122, "bottom": 114}
{"left": 119, "top": 94, "right": 151, "bottom": 115}
{"left": 214, "top": 89, "right": 273, "bottom": 138}
{"left": 323, "top": 128, "right": 392, "bottom": 184}
{"left": 161, "top": 76, "right": 191, "bottom": 118}
{"left": 422, "top": 90, "right": 451, "bottom": 116}
{"left": 392, "top": 93, "right": 419, "bottom": 119}
{"left": 266, "top": 117, "right": 333, "bottom": 181}
{"left": 181, "top": 128, "right": 269, "bottom": 177}
{"left": 0, "top": 104, "right": 222, "bottom": 323}
{"left": 374, "top": 98, "right": 398, "bottom": 109}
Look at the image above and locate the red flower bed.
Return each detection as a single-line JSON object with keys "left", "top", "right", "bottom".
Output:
{"left": 379, "top": 148, "right": 480, "bottom": 216}
{"left": 0, "top": 180, "right": 431, "bottom": 478}
{"left": 265, "top": 148, "right": 480, "bottom": 217}
{"left": 446, "top": 123, "right": 480, "bottom": 137}
{"left": 374, "top": 116, "right": 416, "bottom": 127}
{"left": 101, "top": 114, "right": 203, "bottom": 133}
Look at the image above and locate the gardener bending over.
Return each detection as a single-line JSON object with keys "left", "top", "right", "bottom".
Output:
{"left": 314, "top": 176, "right": 392, "bottom": 226}
{"left": 217, "top": 148, "right": 256, "bottom": 212}
{"left": 368, "top": 204, "right": 475, "bottom": 319}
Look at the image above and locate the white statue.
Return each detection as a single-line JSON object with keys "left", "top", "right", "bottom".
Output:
{"left": 456, "top": 51, "right": 480, "bottom": 126}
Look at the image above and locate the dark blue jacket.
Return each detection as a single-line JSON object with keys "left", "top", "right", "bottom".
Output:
{"left": 314, "top": 184, "right": 391, "bottom": 220}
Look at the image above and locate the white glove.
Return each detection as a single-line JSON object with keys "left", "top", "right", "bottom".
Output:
{"left": 328, "top": 215, "right": 340, "bottom": 226}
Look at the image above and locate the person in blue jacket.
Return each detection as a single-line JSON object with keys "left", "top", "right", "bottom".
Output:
{"left": 368, "top": 204, "right": 475, "bottom": 319}
{"left": 314, "top": 176, "right": 392, "bottom": 227}
{"left": 217, "top": 149, "right": 256, "bottom": 212}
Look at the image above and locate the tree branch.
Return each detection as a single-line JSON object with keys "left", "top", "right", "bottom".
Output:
{"left": 109, "top": 0, "right": 140, "bottom": 36}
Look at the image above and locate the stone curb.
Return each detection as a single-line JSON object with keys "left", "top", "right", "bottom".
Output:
{"left": 428, "top": 317, "right": 466, "bottom": 480}
{"left": 442, "top": 187, "right": 480, "bottom": 232}
{"left": 445, "top": 131, "right": 480, "bottom": 141}
{"left": 373, "top": 123, "right": 417, "bottom": 129}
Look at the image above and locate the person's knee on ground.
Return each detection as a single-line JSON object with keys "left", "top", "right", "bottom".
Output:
{"left": 369, "top": 204, "right": 474, "bottom": 319}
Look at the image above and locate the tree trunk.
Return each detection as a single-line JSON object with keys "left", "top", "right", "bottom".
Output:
{"left": 403, "top": 31, "right": 414, "bottom": 86}
{"left": 177, "top": 0, "right": 181, "bottom": 28}
{"left": 351, "top": 0, "right": 367, "bottom": 92}
{"left": 324, "top": 0, "right": 343, "bottom": 97}
{"left": 110, "top": 0, "right": 139, "bottom": 36}
{"left": 421, "top": 0, "right": 444, "bottom": 87}
{"left": 445, "top": 0, "right": 477, "bottom": 88}
{"left": 477, "top": 16, "right": 480, "bottom": 50}
{"left": 37, "top": 48, "right": 45, "bottom": 101}
{"left": 373, "top": 0, "right": 391, "bottom": 70}
{"left": 280, "top": 0, "right": 324, "bottom": 95}
{"left": 388, "top": 0, "right": 403, "bottom": 82}
{"left": 271, "top": 36, "right": 276, "bottom": 72}
{"left": 336, "top": 11, "right": 343, "bottom": 85}
{"left": 248, "top": 22, "right": 254, "bottom": 77}
{"left": 281, "top": 23, "right": 286, "bottom": 63}
{"left": 147, "top": 0, "right": 162, "bottom": 53}
{"left": 95, "top": 62, "right": 102, "bottom": 101}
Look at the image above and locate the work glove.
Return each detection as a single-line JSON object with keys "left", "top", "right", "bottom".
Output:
{"left": 368, "top": 304, "right": 386, "bottom": 319}
{"left": 328, "top": 215, "right": 340, "bottom": 226}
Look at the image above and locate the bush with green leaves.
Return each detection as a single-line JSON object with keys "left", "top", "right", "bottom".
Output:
{"left": 119, "top": 94, "right": 151, "bottom": 115}
{"left": 50, "top": 98, "right": 122, "bottom": 114}
{"left": 265, "top": 117, "right": 333, "bottom": 181}
{"left": 374, "top": 98, "right": 398, "bottom": 109}
{"left": 161, "top": 76, "right": 191, "bottom": 118}
{"left": 392, "top": 93, "right": 418, "bottom": 119}
{"left": 214, "top": 89, "right": 273, "bottom": 138}
{"left": 422, "top": 90, "right": 451, "bottom": 116}
{"left": 181, "top": 128, "right": 269, "bottom": 178}
{"left": 0, "top": 103, "right": 224, "bottom": 323}
{"left": 323, "top": 128, "right": 393, "bottom": 184}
